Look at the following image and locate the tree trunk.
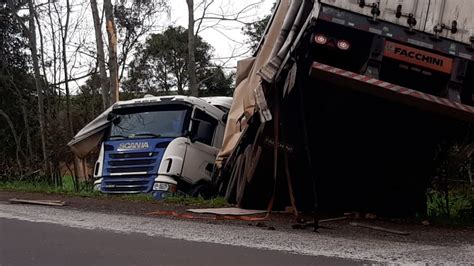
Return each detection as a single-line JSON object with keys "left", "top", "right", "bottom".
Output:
{"left": 27, "top": 0, "right": 50, "bottom": 176}
{"left": 7, "top": 75, "right": 33, "bottom": 165}
{"left": 33, "top": 8, "right": 49, "bottom": 167}
{"left": 0, "top": 110, "right": 23, "bottom": 178}
{"left": 90, "top": 0, "right": 110, "bottom": 110}
{"left": 104, "top": 0, "right": 119, "bottom": 104}
{"left": 186, "top": 0, "right": 199, "bottom": 97}
{"left": 34, "top": 11, "right": 49, "bottom": 89}
{"left": 48, "top": 0, "right": 60, "bottom": 115}
{"left": 20, "top": 100, "right": 33, "bottom": 165}
{"left": 61, "top": 0, "right": 74, "bottom": 138}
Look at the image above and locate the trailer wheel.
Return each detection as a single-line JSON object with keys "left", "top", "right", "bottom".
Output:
{"left": 225, "top": 153, "right": 244, "bottom": 203}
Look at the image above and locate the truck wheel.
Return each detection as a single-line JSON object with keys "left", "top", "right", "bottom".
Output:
{"left": 191, "top": 184, "right": 212, "bottom": 199}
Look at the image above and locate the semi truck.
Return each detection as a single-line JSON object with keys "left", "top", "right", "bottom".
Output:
{"left": 69, "top": 95, "right": 232, "bottom": 199}
{"left": 215, "top": 0, "right": 474, "bottom": 216}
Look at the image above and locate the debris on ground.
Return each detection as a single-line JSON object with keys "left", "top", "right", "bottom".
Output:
{"left": 292, "top": 219, "right": 334, "bottom": 232}
{"left": 186, "top": 207, "right": 266, "bottom": 216}
{"left": 147, "top": 209, "right": 267, "bottom": 221}
{"left": 344, "top": 212, "right": 361, "bottom": 218}
{"left": 256, "top": 222, "right": 267, "bottom": 227}
{"left": 350, "top": 222, "right": 409, "bottom": 235}
{"left": 9, "top": 198, "right": 66, "bottom": 206}
{"left": 284, "top": 206, "right": 295, "bottom": 214}
{"left": 365, "top": 213, "right": 377, "bottom": 219}
{"left": 292, "top": 217, "right": 347, "bottom": 231}
{"left": 319, "top": 217, "right": 348, "bottom": 223}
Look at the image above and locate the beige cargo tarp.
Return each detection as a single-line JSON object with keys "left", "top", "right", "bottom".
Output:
{"left": 67, "top": 105, "right": 115, "bottom": 158}
{"left": 216, "top": 0, "right": 311, "bottom": 167}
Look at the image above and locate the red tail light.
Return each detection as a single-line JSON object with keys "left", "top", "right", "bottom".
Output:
{"left": 337, "top": 40, "right": 351, "bottom": 50}
{"left": 314, "top": 34, "right": 328, "bottom": 45}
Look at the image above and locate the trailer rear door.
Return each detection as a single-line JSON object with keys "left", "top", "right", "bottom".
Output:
{"left": 319, "top": 0, "right": 430, "bottom": 31}
{"left": 424, "top": 0, "right": 474, "bottom": 45}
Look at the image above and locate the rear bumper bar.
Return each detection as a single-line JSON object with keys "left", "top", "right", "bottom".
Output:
{"left": 310, "top": 62, "right": 474, "bottom": 123}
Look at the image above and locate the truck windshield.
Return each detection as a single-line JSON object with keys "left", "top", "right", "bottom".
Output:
{"left": 110, "top": 108, "right": 189, "bottom": 140}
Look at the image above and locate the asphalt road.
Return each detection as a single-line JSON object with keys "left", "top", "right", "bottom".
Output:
{"left": 1, "top": 203, "right": 472, "bottom": 264}
{"left": 0, "top": 218, "right": 360, "bottom": 266}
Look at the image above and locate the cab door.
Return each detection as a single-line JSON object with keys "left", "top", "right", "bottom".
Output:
{"left": 180, "top": 108, "right": 219, "bottom": 184}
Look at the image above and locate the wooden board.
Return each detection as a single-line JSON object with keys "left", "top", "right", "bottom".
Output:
{"left": 9, "top": 198, "right": 66, "bottom": 206}
{"left": 186, "top": 207, "right": 266, "bottom": 216}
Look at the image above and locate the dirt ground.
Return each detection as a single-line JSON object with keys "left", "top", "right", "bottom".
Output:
{"left": 1, "top": 190, "right": 473, "bottom": 248}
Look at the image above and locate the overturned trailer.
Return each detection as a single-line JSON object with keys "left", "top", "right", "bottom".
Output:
{"left": 214, "top": 0, "right": 474, "bottom": 216}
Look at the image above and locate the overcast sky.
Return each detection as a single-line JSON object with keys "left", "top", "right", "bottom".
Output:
{"left": 36, "top": 0, "right": 275, "bottom": 94}
{"left": 168, "top": 0, "right": 274, "bottom": 67}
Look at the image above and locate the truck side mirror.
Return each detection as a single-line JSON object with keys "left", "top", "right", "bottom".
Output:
{"left": 112, "top": 116, "right": 121, "bottom": 125}
{"left": 190, "top": 119, "right": 214, "bottom": 144}
{"left": 107, "top": 113, "right": 115, "bottom": 121}
{"left": 107, "top": 113, "right": 121, "bottom": 125}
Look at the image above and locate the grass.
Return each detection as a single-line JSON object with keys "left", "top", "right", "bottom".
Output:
{"left": 427, "top": 188, "right": 474, "bottom": 226}
{"left": 0, "top": 179, "right": 103, "bottom": 198}
{"left": 0, "top": 177, "right": 231, "bottom": 207}
{"left": 7, "top": 178, "right": 470, "bottom": 218}
{"left": 163, "top": 195, "right": 231, "bottom": 207}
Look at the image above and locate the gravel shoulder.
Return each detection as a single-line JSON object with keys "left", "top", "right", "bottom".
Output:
{"left": 1, "top": 190, "right": 473, "bottom": 263}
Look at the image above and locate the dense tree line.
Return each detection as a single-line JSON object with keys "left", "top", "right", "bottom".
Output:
{"left": 0, "top": 0, "right": 266, "bottom": 184}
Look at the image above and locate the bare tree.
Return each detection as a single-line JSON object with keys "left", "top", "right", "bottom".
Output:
{"left": 47, "top": 0, "right": 58, "bottom": 86}
{"left": 186, "top": 0, "right": 199, "bottom": 96}
{"left": 58, "top": 0, "right": 74, "bottom": 137}
{"left": 90, "top": 0, "right": 110, "bottom": 109}
{"left": 33, "top": 10, "right": 49, "bottom": 88}
{"left": 27, "top": 0, "right": 50, "bottom": 176}
{"left": 46, "top": 0, "right": 63, "bottom": 115}
{"left": 104, "top": 0, "right": 119, "bottom": 104}
{"left": 6, "top": 74, "right": 33, "bottom": 165}
{"left": 114, "top": 0, "right": 170, "bottom": 82}
{"left": 185, "top": 0, "right": 263, "bottom": 96}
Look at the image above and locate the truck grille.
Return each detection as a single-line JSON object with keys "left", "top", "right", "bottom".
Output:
{"left": 108, "top": 159, "right": 156, "bottom": 166}
{"left": 103, "top": 151, "right": 160, "bottom": 193}
{"left": 107, "top": 152, "right": 158, "bottom": 174}
{"left": 101, "top": 175, "right": 153, "bottom": 193}
{"left": 110, "top": 152, "right": 158, "bottom": 159}
{"left": 108, "top": 166, "right": 154, "bottom": 173}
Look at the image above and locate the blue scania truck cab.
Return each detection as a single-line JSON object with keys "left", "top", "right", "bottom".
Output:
{"left": 92, "top": 95, "right": 232, "bottom": 199}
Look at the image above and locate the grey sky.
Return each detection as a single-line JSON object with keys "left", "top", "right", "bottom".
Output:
{"left": 169, "top": 1, "right": 274, "bottom": 65}
{"left": 33, "top": 0, "right": 274, "bottom": 94}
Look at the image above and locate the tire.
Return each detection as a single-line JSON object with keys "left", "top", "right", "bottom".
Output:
{"left": 190, "top": 183, "right": 212, "bottom": 199}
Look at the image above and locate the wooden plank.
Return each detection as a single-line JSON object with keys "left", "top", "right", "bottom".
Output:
{"left": 350, "top": 222, "right": 410, "bottom": 235}
{"left": 187, "top": 207, "right": 266, "bottom": 216}
{"left": 9, "top": 198, "right": 66, "bottom": 206}
{"left": 319, "top": 217, "right": 348, "bottom": 223}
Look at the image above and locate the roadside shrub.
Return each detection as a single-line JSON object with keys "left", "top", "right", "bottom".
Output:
{"left": 428, "top": 143, "right": 473, "bottom": 221}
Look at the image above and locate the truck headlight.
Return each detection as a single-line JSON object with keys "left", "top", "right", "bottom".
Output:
{"left": 153, "top": 182, "right": 177, "bottom": 192}
{"left": 93, "top": 178, "right": 103, "bottom": 192}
